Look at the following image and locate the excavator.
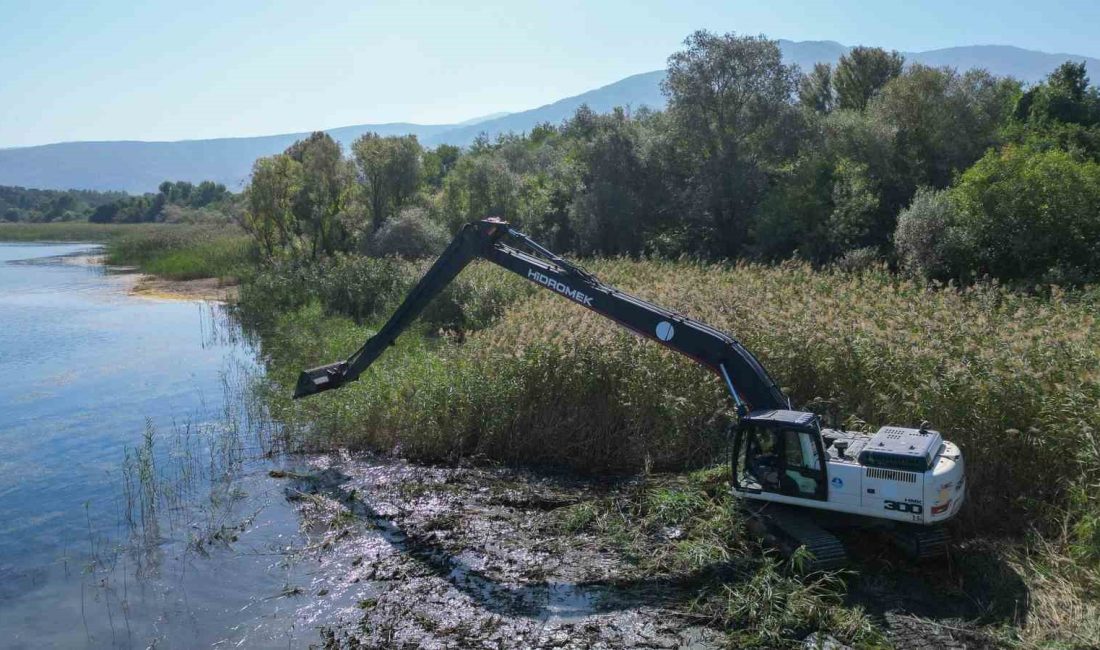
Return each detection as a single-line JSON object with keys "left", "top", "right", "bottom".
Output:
{"left": 294, "top": 219, "right": 966, "bottom": 567}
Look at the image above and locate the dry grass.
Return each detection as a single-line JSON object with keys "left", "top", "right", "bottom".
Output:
{"left": 1008, "top": 537, "right": 1100, "bottom": 648}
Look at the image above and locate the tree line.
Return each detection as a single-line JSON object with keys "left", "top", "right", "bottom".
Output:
{"left": 1, "top": 185, "right": 126, "bottom": 222}
{"left": 0, "top": 180, "right": 235, "bottom": 225}
{"left": 217, "top": 33, "right": 1100, "bottom": 285}
{"left": 89, "top": 180, "right": 233, "bottom": 223}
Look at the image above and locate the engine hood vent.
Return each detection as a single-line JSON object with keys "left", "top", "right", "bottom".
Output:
{"left": 858, "top": 425, "right": 942, "bottom": 473}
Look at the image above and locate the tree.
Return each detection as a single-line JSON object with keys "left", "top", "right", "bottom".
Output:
{"left": 568, "top": 109, "right": 652, "bottom": 255}
{"left": 365, "top": 206, "right": 449, "bottom": 258}
{"left": 834, "top": 46, "right": 904, "bottom": 111}
{"left": 440, "top": 155, "right": 519, "bottom": 232}
{"left": 826, "top": 158, "right": 881, "bottom": 255}
{"left": 284, "top": 132, "right": 353, "bottom": 258}
{"left": 352, "top": 133, "right": 423, "bottom": 232}
{"left": 1011, "top": 61, "right": 1100, "bottom": 160}
{"left": 894, "top": 187, "right": 966, "bottom": 279}
{"left": 800, "top": 63, "right": 834, "bottom": 113}
{"left": 950, "top": 146, "right": 1100, "bottom": 284}
{"left": 661, "top": 31, "right": 802, "bottom": 257}
{"left": 871, "top": 65, "right": 1019, "bottom": 189}
{"left": 243, "top": 154, "right": 303, "bottom": 258}
{"left": 422, "top": 144, "right": 461, "bottom": 189}
{"left": 1016, "top": 61, "right": 1099, "bottom": 126}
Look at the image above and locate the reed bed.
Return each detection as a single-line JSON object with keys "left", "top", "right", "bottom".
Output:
{"left": 251, "top": 258, "right": 1100, "bottom": 547}
{"left": 104, "top": 225, "right": 252, "bottom": 280}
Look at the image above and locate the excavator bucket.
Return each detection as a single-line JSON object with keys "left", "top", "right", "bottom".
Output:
{"left": 294, "top": 361, "right": 348, "bottom": 399}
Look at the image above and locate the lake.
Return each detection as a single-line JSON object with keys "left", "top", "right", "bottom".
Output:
{"left": 0, "top": 242, "right": 323, "bottom": 648}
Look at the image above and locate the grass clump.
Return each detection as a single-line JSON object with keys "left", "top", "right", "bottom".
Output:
{"left": 0, "top": 221, "right": 164, "bottom": 242}
{"left": 703, "top": 553, "right": 880, "bottom": 649}
{"left": 555, "top": 467, "right": 882, "bottom": 648}
{"left": 104, "top": 225, "right": 252, "bottom": 281}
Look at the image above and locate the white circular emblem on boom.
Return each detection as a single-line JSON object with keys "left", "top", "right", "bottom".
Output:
{"left": 656, "top": 321, "right": 675, "bottom": 341}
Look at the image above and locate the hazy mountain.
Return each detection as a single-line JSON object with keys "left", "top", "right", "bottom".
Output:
{"left": 778, "top": 40, "right": 1100, "bottom": 83}
{"left": 0, "top": 72, "right": 668, "bottom": 193}
{"left": 2, "top": 42, "right": 1096, "bottom": 193}
{"left": 456, "top": 112, "right": 512, "bottom": 126}
{"left": 421, "top": 71, "right": 666, "bottom": 149}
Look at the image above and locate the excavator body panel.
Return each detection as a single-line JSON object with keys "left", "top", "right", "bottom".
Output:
{"left": 734, "top": 416, "right": 965, "bottom": 526}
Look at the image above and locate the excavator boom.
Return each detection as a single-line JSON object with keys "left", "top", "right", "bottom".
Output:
{"left": 294, "top": 219, "right": 788, "bottom": 413}
{"left": 293, "top": 218, "right": 965, "bottom": 565}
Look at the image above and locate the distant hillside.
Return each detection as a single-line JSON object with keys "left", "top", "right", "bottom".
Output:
{"left": 778, "top": 40, "right": 1100, "bottom": 83}
{"left": 2, "top": 41, "right": 1096, "bottom": 193}
{"left": 421, "top": 71, "right": 667, "bottom": 148}
{"left": 0, "top": 123, "right": 456, "bottom": 194}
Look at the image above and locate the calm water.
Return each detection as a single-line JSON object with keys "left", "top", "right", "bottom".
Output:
{"left": 0, "top": 243, "right": 324, "bottom": 648}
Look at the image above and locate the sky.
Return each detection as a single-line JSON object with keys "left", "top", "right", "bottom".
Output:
{"left": 1, "top": 0, "right": 1097, "bottom": 148}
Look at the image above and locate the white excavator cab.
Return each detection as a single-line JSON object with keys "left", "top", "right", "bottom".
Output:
{"left": 733, "top": 410, "right": 829, "bottom": 501}
{"left": 732, "top": 410, "right": 965, "bottom": 527}
{"left": 731, "top": 409, "right": 965, "bottom": 564}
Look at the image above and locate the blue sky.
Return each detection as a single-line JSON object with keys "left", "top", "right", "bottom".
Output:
{"left": 1, "top": 0, "right": 1097, "bottom": 148}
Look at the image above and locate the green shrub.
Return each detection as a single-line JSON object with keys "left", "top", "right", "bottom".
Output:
{"left": 951, "top": 146, "right": 1100, "bottom": 285}
{"left": 894, "top": 187, "right": 968, "bottom": 280}
{"left": 364, "top": 207, "right": 449, "bottom": 259}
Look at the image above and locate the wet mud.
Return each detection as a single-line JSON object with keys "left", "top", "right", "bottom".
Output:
{"left": 276, "top": 453, "right": 721, "bottom": 649}
{"left": 272, "top": 453, "right": 1019, "bottom": 649}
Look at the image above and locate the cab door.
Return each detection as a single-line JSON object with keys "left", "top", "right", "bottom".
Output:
{"left": 779, "top": 428, "right": 827, "bottom": 500}
{"left": 733, "top": 424, "right": 826, "bottom": 501}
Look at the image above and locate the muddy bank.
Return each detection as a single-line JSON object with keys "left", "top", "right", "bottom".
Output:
{"left": 270, "top": 453, "right": 1018, "bottom": 649}
{"left": 276, "top": 453, "right": 722, "bottom": 649}
{"left": 129, "top": 275, "right": 239, "bottom": 302}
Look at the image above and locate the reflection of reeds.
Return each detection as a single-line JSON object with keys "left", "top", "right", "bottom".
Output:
{"left": 117, "top": 355, "right": 286, "bottom": 554}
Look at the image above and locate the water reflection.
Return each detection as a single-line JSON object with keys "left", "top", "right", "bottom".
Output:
{"left": 0, "top": 243, "right": 313, "bottom": 648}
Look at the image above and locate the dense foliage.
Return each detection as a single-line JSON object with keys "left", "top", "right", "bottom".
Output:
{"left": 90, "top": 180, "right": 234, "bottom": 224}
{"left": 0, "top": 179, "right": 236, "bottom": 225}
{"left": 239, "top": 32, "right": 1100, "bottom": 287}
{"left": 0, "top": 185, "right": 126, "bottom": 222}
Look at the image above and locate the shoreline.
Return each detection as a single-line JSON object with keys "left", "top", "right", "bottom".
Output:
{"left": 72, "top": 251, "right": 240, "bottom": 302}
{"left": 128, "top": 274, "right": 240, "bottom": 302}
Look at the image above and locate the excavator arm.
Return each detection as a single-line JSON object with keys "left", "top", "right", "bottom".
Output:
{"left": 294, "top": 219, "right": 789, "bottom": 414}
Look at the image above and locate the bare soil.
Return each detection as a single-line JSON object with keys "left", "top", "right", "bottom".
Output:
{"left": 129, "top": 275, "right": 239, "bottom": 302}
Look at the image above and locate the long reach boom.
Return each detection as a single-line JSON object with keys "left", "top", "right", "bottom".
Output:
{"left": 294, "top": 219, "right": 789, "bottom": 413}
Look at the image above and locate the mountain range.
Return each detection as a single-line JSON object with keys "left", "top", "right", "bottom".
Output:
{"left": 2, "top": 40, "right": 1096, "bottom": 193}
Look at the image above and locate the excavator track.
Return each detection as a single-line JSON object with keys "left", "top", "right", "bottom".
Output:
{"left": 744, "top": 503, "right": 848, "bottom": 571}
{"left": 887, "top": 525, "right": 950, "bottom": 560}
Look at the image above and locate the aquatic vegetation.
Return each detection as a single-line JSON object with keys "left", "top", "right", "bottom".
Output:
{"left": 104, "top": 225, "right": 253, "bottom": 280}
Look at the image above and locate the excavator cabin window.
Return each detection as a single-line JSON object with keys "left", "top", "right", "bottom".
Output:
{"left": 733, "top": 424, "right": 826, "bottom": 500}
